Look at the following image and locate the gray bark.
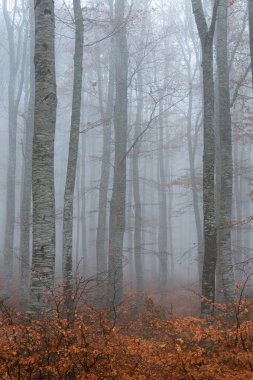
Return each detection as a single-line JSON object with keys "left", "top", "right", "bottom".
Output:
{"left": 187, "top": 80, "right": 203, "bottom": 285}
{"left": 167, "top": 160, "right": 174, "bottom": 283}
{"left": 63, "top": 0, "right": 84, "bottom": 302}
{"left": 29, "top": 0, "right": 57, "bottom": 315}
{"left": 133, "top": 73, "right": 143, "bottom": 293}
{"left": 96, "top": 40, "right": 114, "bottom": 295}
{"left": 126, "top": 88, "right": 134, "bottom": 257}
{"left": 75, "top": 158, "right": 81, "bottom": 267}
{"left": 2, "top": 0, "right": 28, "bottom": 297}
{"left": 191, "top": 0, "right": 219, "bottom": 315}
{"left": 127, "top": 158, "right": 133, "bottom": 254}
{"left": 19, "top": 0, "right": 35, "bottom": 309}
{"left": 81, "top": 131, "right": 87, "bottom": 275}
{"left": 108, "top": 0, "right": 128, "bottom": 305}
{"left": 216, "top": 0, "right": 235, "bottom": 302}
{"left": 158, "top": 92, "right": 168, "bottom": 298}
{"left": 248, "top": 0, "right": 253, "bottom": 89}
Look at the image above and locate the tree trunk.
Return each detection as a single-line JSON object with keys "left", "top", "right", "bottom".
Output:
{"left": 19, "top": 0, "right": 35, "bottom": 309}
{"left": 167, "top": 160, "right": 174, "bottom": 283}
{"left": 158, "top": 92, "right": 168, "bottom": 299}
{"left": 75, "top": 158, "right": 81, "bottom": 268}
{"left": 29, "top": 0, "right": 57, "bottom": 315}
{"left": 2, "top": 0, "right": 27, "bottom": 297}
{"left": 63, "top": 0, "right": 84, "bottom": 303}
{"left": 108, "top": 0, "right": 128, "bottom": 306}
{"left": 191, "top": 0, "right": 219, "bottom": 315}
{"left": 133, "top": 72, "right": 143, "bottom": 293}
{"left": 216, "top": 0, "right": 234, "bottom": 302}
{"left": 187, "top": 79, "right": 203, "bottom": 285}
{"left": 96, "top": 39, "right": 114, "bottom": 296}
{"left": 81, "top": 125, "right": 87, "bottom": 275}
{"left": 248, "top": 0, "right": 253, "bottom": 89}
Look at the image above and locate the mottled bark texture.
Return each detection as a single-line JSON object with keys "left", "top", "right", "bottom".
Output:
{"left": 248, "top": 0, "right": 253, "bottom": 89}
{"left": 216, "top": 0, "right": 235, "bottom": 302}
{"left": 191, "top": 0, "right": 219, "bottom": 315}
{"left": 2, "top": 0, "right": 27, "bottom": 297}
{"left": 108, "top": 0, "right": 128, "bottom": 306}
{"left": 19, "top": 0, "right": 35, "bottom": 309}
{"left": 29, "top": 0, "right": 57, "bottom": 315}
{"left": 63, "top": 0, "right": 84, "bottom": 302}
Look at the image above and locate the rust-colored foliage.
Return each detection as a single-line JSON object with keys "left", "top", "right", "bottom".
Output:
{"left": 0, "top": 296, "right": 253, "bottom": 379}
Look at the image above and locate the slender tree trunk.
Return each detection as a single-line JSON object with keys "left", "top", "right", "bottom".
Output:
{"left": 167, "top": 160, "right": 174, "bottom": 283}
{"left": 81, "top": 130, "right": 87, "bottom": 275}
{"left": 126, "top": 158, "right": 134, "bottom": 290}
{"left": 133, "top": 72, "right": 143, "bottom": 293}
{"left": 96, "top": 40, "right": 114, "bottom": 295}
{"left": 2, "top": 0, "right": 27, "bottom": 297}
{"left": 63, "top": 0, "right": 84, "bottom": 302}
{"left": 29, "top": 0, "right": 57, "bottom": 315}
{"left": 127, "top": 162, "right": 133, "bottom": 250}
{"left": 75, "top": 158, "right": 81, "bottom": 268}
{"left": 126, "top": 89, "right": 134, "bottom": 256}
{"left": 108, "top": 0, "right": 128, "bottom": 305}
{"left": 141, "top": 153, "right": 147, "bottom": 253}
{"left": 19, "top": 0, "right": 35, "bottom": 308}
{"left": 216, "top": 0, "right": 234, "bottom": 302}
{"left": 191, "top": 0, "right": 219, "bottom": 315}
{"left": 233, "top": 121, "right": 243, "bottom": 265}
{"left": 158, "top": 92, "right": 168, "bottom": 299}
{"left": 187, "top": 79, "right": 203, "bottom": 285}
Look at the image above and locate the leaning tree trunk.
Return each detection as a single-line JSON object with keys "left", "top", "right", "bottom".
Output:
{"left": 19, "top": 0, "right": 35, "bottom": 309}
{"left": 29, "top": 0, "right": 57, "bottom": 315}
{"left": 108, "top": 0, "right": 128, "bottom": 306}
{"left": 63, "top": 0, "right": 84, "bottom": 303}
{"left": 216, "top": 0, "right": 235, "bottom": 302}
{"left": 191, "top": 0, "right": 219, "bottom": 315}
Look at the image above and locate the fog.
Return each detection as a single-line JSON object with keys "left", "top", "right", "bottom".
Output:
{"left": 0, "top": 0, "right": 253, "bottom": 315}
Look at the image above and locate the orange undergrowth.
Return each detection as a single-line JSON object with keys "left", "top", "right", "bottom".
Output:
{"left": 0, "top": 298, "right": 253, "bottom": 379}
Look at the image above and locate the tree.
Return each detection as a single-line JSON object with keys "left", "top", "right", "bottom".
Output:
{"left": 19, "top": 0, "right": 35, "bottom": 309}
{"left": 29, "top": 0, "right": 57, "bottom": 314}
{"left": 248, "top": 0, "right": 253, "bottom": 89}
{"left": 108, "top": 0, "right": 128, "bottom": 305}
{"left": 157, "top": 90, "right": 168, "bottom": 298}
{"left": 133, "top": 70, "right": 143, "bottom": 293}
{"left": 178, "top": 0, "right": 203, "bottom": 285}
{"left": 63, "top": 0, "right": 84, "bottom": 302}
{"left": 216, "top": 0, "right": 235, "bottom": 302}
{"left": 191, "top": 0, "right": 219, "bottom": 315}
{"left": 96, "top": 2, "right": 115, "bottom": 299}
{"left": 2, "top": 0, "right": 28, "bottom": 297}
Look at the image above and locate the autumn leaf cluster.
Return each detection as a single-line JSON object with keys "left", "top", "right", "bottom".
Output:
{"left": 0, "top": 297, "right": 253, "bottom": 379}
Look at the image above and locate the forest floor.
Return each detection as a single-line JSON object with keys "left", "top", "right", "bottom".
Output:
{"left": 0, "top": 287, "right": 253, "bottom": 379}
